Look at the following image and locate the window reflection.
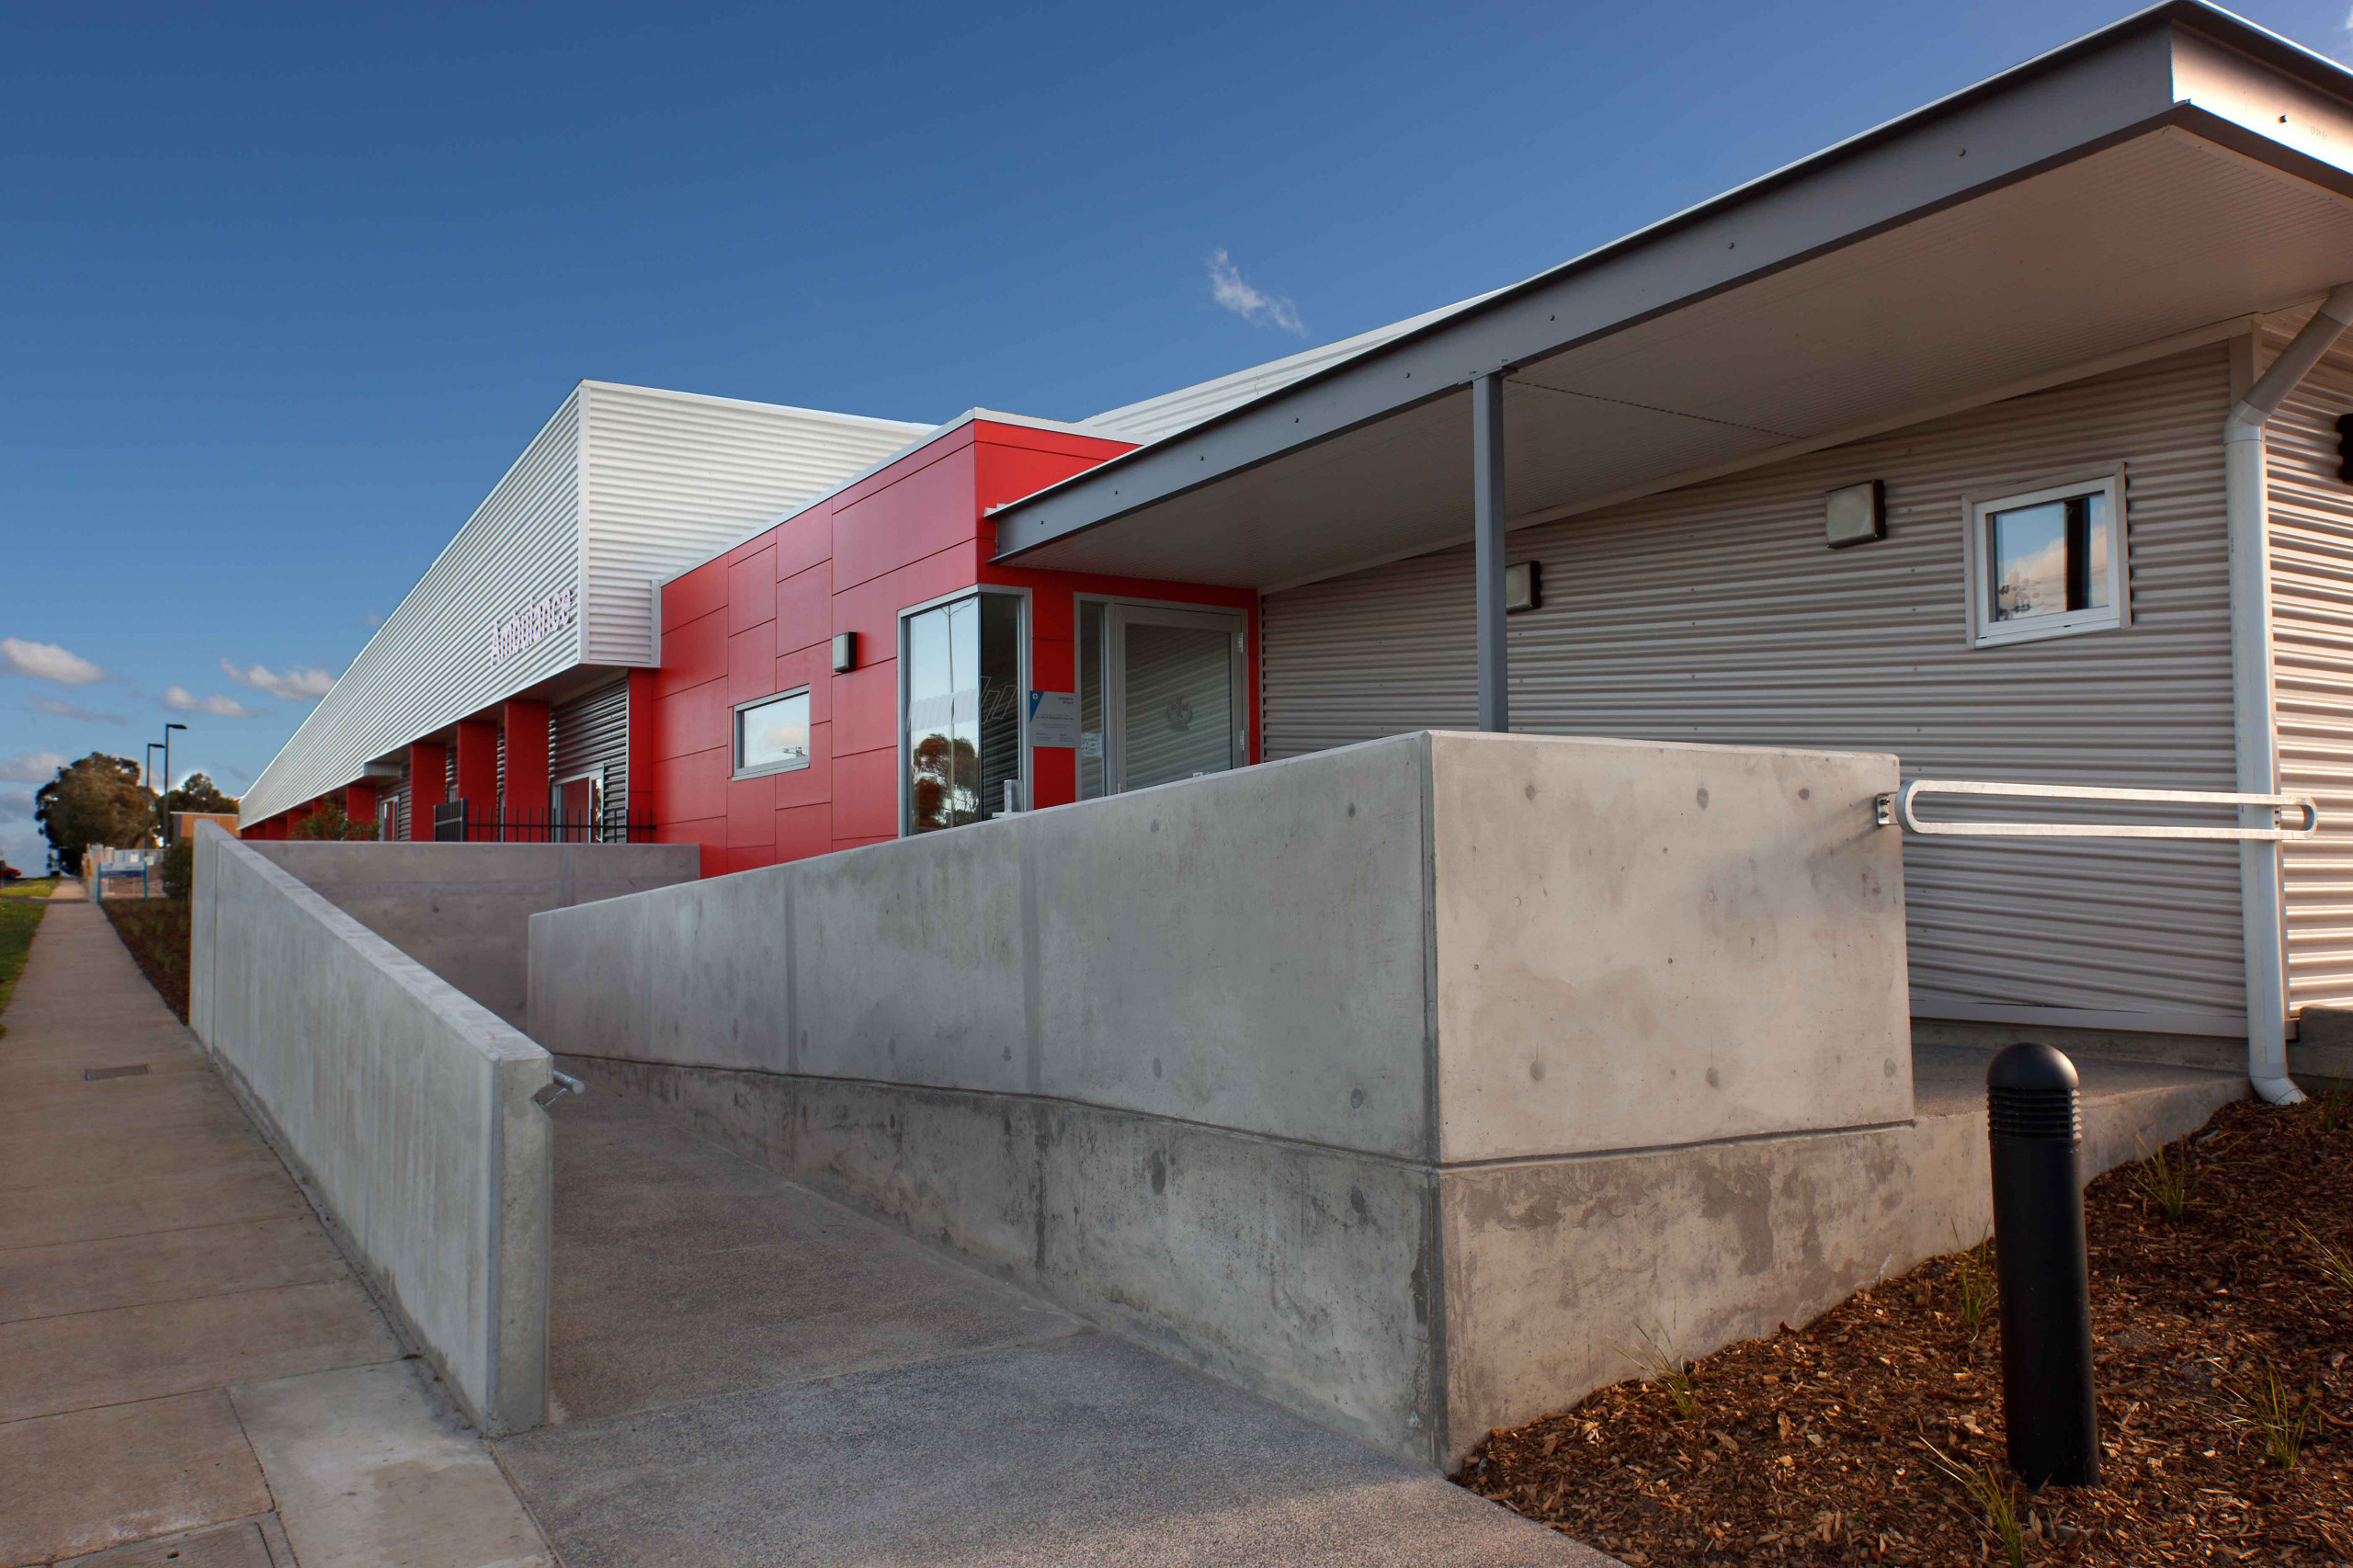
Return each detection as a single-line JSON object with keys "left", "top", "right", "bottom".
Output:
{"left": 1991, "top": 492, "right": 2109, "bottom": 622}
{"left": 736, "top": 690, "right": 810, "bottom": 774}
{"left": 904, "top": 594, "right": 1020, "bottom": 834}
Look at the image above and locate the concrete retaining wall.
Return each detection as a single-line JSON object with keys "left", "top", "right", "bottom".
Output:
{"left": 190, "top": 824, "right": 552, "bottom": 1436}
{"left": 531, "top": 731, "right": 1931, "bottom": 1465}
{"left": 244, "top": 840, "right": 698, "bottom": 1027}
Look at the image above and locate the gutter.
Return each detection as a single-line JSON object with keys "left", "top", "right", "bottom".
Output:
{"left": 2225, "top": 282, "right": 2353, "bottom": 1105}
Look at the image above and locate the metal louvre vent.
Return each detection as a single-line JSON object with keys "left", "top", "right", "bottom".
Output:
{"left": 1263, "top": 346, "right": 2243, "bottom": 1030}
{"left": 551, "top": 676, "right": 630, "bottom": 822}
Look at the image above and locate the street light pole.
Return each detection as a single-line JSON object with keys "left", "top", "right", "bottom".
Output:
{"left": 145, "top": 744, "right": 166, "bottom": 842}
{"left": 162, "top": 723, "right": 187, "bottom": 845}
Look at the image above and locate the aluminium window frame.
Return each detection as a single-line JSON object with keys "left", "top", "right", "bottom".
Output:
{"left": 894, "top": 585, "right": 1032, "bottom": 837}
{"left": 732, "top": 686, "right": 814, "bottom": 780}
{"left": 1074, "top": 594, "right": 1249, "bottom": 798}
{"left": 1961, "top": 467, "right": 2130, "bottom": 650}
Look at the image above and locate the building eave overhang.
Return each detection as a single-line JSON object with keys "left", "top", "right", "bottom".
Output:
{"left": 991, "top": 2, "right": 2353, "bottom": 581}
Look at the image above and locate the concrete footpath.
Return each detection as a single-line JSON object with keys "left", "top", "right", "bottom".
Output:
{"left": 0, "top": 895, "right": 551, "bottom": 1567}
{"left": 495, "top": 1090, "right": 1608, "bottom": 1567}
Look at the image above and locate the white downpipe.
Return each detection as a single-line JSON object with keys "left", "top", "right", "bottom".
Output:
{"left": 2226, "top": 283, "right": 2353, "bottom": 1106}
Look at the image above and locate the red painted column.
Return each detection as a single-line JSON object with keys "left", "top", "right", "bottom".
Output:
{"left": 503, "top": 699, "right": 551, "bottom": 843}
{"left": 346, "top": 780, "right": 378, "bottom": 837}
{"left": 407, "top": 741, "right": 447, "bottom": 841}
{"left": 628, "top": 668, "right": 658, "bottom": 840}
{"left": 454, "top": 720, "right": 500, "bottom": 841}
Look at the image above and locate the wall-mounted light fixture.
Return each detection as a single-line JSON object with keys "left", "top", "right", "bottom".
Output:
{"left": 1824, "top": 480, "right": 1886, "bottom": 549}
{"left": 831, "top": 631, "right": 858, "bottom": 674}
{"left": 1505, "top": 561, "right": 1542, "bottom": 613}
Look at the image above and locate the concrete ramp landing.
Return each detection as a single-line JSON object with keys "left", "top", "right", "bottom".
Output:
{"left": 495, "top": 1094, "right": 1608, "bottom": 1567}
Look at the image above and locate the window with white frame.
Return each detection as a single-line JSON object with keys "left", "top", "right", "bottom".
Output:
{"left": 734, "top": 688, "right": 812, "bottom": 778}
{"left": 1967, "top": 472, "right": 2127, "bottom": 647}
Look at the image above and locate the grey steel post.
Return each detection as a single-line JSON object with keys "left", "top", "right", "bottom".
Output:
{"left": 1472, "top": 371, "right": 1507, "bottom": 733}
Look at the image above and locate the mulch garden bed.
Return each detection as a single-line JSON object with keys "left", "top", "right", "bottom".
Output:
{"left": 1456, "top": 1096, "right": 2353, "bottom": 1565}
{"left": 103, "top": 898, "right": 192, "bottom": 1023}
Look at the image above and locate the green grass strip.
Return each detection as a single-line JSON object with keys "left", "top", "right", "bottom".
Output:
{"left": 0, "top": 894, "right": 46, "bottom": 1039}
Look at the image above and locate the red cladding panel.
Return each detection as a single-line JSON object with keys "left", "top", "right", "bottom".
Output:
{"left": 663, "top": 559, "right": 728, "bottom": 632}
{"left": 775, "top": 645, "right": 830, "bottom": 722}
{"left": 830, "top": 744, "right": 898, "bottom": 842}
{"left": 345, "top": 780, "right": 378, "bottom": 825}
{"left": 774, "top": 503, "right": 832, "bottom": 579}
{"left": 657, "top": 613, "right": 727, "bottom": 699}
{"left": 504, "top": 699, "right": 551, "bottom": 825}
{"left": 655, "top": 751, "right": 726, "bottom": 825}
{"left": 628, "top": 668, "right": 658, "bottom": 829}
{"left": 406, "top": 742, "right": 446, "bottom": 840}
{"left": 454, "top": 721, "right": 499, "bottom": 840}
{"left": 727, "top": 548, "right": 777, "bottom": 637}
{"left": 831, "top": 445, "right": 978, "bottom": 592}
{"left": 657, "top": 815, "right": 725, "bottom": 851}
{"left": 727, "top": 771, "right": 777, "bottom": 847}
{"left": 832, "top": 662, "right": 897, "bottom": 757}
{"left": 777, "top": 801, "right": 831, "bottom": 862}
{"left": 726, "top": 619, "right": 778, "bottom": 706}
{"left": 776, "top": 721, "right": 831, "bottom": 811}
{"left": 658, "top": 679, "right": 728, "bottom": 762}
{"left": 776, "top": 562, "right": 830, "bottom": 654}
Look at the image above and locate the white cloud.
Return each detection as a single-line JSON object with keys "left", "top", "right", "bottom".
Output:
{"left": 29, "top": 695, "right": 123, "bottom": 722}
{"left": 220, "top": 658, "right": 337, "bottom": 701}
{"left": 1207, "top": 249, "right": 1305, "bottom": 336}
{"left": 165, "top": 687, "right": 260, "bottom": 720}
{"left": 1, "top": 637, "right": 106, "bottom": 686}
{"left": 0, "top": 751, "right": 67, "bottom": 784}
{"left": 0, "top": 790, "right": 32, "bottom": 823}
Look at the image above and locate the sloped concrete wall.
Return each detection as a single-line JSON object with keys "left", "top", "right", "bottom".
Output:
{"left": 190, "top": 824, "right": 553, "bottom": 1436}
{"left": 245, "top": 840, "right": 698, "bottom": 1027}
{"left": 529, "top": 731, "right": 1914, "bottom": 1465}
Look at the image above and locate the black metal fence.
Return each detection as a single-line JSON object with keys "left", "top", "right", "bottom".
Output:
{"left": 431, "top": 800, "right": 655, "bottom": 844}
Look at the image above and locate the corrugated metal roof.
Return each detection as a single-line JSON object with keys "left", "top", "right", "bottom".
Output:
{"left": 242, "top": 383, "right": 921, "bottom": 826}
{"left": 1076, "top": 294, "right": 1501, "bottom": 448}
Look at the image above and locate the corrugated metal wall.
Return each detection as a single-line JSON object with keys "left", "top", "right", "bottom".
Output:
{"left": 551, "top": 676, "right": 631, "bottom": 825}
{"left": 384, "top": 759, "right": 410, "bottom": 843}
{"left": 580, "top": 383, "right": 926, "bottom": 667}
{"left": 2264, "top": 333, "right": 2353, "bottom": 1015}
{"left": 1264, "top": 347, "right": 2245, "bottom": 1033}
{"left": 245, "top": 383, "right": 922, "bottom": 829}
{"left": 242, "top": 393, "right": 586, "bottom": 824}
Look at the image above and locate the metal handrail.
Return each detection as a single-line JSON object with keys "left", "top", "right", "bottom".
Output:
{"left": 1879, "top": 778, "right": 2319, "bottom": 841}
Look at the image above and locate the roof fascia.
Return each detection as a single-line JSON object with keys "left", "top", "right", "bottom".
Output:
{"left": 992, "top": 7, "right": 2346, "bottom": 563}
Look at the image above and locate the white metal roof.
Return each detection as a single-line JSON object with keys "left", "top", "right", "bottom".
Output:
{"left": 242, "top": 381, "right": 923, "bottom": 825}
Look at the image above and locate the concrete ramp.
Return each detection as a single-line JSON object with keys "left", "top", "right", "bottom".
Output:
{"left": 529, "top": 728, "right": 1914, "bottom": 1465}
{"left": 498, "top": 1093, "right": 1607, "bottom": 1567}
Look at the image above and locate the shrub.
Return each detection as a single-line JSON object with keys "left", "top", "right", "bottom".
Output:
{"left": 160, "top": 841, "right": 194, "bottom": 902}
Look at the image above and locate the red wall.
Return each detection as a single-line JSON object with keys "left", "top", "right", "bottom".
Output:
{"left": 648, "top": 419, "right": 1258, "bottom": 877}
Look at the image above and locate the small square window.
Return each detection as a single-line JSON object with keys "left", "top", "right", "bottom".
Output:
{"left": 734, "top": 689, "right": 811, "bottom": 778}
{"left": 1966, "top": 472, "right": 2127, "bottom": 648}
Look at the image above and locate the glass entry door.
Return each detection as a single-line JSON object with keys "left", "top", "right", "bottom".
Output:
{"left": 1077, "top": 602, "right": 1246, "bottom": 798}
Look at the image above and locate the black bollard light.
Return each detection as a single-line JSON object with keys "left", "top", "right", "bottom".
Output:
{"left": 1985, "top": 1040, "right": 2099, "bottom": 1487}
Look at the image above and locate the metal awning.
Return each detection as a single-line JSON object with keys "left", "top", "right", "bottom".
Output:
{"left": 992, "top": 2, "right": 2353, "bottom": 595}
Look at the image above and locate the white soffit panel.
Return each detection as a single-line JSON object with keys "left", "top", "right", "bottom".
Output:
{"left": 1010, "top": 127, "right": 2353, "bottom": 592}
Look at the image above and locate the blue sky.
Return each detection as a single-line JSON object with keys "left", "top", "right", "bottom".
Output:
{"left": 5, "top": 0, "right": 2349, "bottom": 868}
